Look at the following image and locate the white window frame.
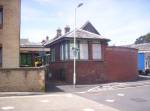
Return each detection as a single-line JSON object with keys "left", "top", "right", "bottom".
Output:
{"left": 92, "top": 43, "right": 102, "bottom": 60}
{"left": 65, "top": 43, "right": 69, "bottom": 60}
{"left": 60, "top": 44, "right": 64, "bottom": 60}
{"left": 80, "top": 42, "right": 88, "bottom": 60}
{"left": 69, "top": 42, "right": 79, "bottom": 60}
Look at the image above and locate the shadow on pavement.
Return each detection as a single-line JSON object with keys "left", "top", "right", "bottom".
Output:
{"left": 45, "top": 75, "right": 150, "bottom": 93}
{"left": 45, "top": 82, "right": 66, "bottom": 92}
{"left": 134, "top": 75, "right": 150, "bottom": 81}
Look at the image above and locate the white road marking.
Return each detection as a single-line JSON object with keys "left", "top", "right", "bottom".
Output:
{"left": 40, "top": 100, "right": 49, "bottom": 103}
{"left": 77, "top": 85, "right": 115, "bottom": 94}
{"left": 117, "top": 93, "right": 125, "bottom": 96}
{"left": 83, "top": 108, "right": 95, "bottom": 111}
{"left": 105, "top": 99, "right": 115, "bottom": 103}
{"left": 65, "top": 94, "right": 73, "bottom": 98}
{"left": 77, "top": 91, "right": 86, "bottom": 94}
{"left": 1, "top": 106, "right": 15, "bottom": 110}
{"left": 87, "top": 86, "right": 100, "bottom": 92}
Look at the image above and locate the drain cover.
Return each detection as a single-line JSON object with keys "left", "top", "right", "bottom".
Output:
{"left": 131, "top": 98, "right": 147, "bottom": 102}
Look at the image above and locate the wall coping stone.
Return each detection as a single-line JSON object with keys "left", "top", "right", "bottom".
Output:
{"left": 0, "top": 67, "right": 45, "bottom": 71}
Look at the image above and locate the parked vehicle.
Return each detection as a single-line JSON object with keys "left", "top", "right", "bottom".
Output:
{"left": 138, "top": 51, "right": 150, "bottom": 75}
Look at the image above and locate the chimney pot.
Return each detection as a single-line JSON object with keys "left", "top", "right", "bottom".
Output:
{"left": 64, "top": 25, "right": 70, "bottom": 33}
{"left": 56, "top": 28, "right": 62, "bottom": 37}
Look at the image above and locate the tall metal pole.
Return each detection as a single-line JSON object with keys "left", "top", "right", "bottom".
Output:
{"left": 73, "top": 3, "right": 83, "bottom": 87}
{"left": 73, "top": 8, "right": 76, "bottom": 87}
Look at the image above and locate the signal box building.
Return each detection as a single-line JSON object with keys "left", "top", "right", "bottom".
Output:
{"left": 45, "top": 21, "right": 138, "bottom": 84}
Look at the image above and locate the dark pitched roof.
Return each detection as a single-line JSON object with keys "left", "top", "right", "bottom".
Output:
{"left": 45, "top": 29, "right": 110, "bottom": 47}
{"left": 81, "top": 21, "right": 100, "bottom": 35}
{"left": 45, "top": 21, "right": 110, "bottom": 47}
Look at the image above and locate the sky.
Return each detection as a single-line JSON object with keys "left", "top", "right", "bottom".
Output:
{"left": 21, "top": 0, "right": 150, "bottom": 45}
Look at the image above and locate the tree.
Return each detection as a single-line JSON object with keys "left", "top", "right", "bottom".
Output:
{"left": 135, "top": 33, "right": 150, "bottom": 44}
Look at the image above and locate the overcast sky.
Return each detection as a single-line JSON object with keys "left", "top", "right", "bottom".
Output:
{"left": 21, "top": 0, "right": 150, "bottom": 45}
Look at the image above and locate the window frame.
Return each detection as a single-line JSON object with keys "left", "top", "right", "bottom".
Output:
{"left": 60, "top": 42, "right": 69, "bottom": 61}
{"left": 92, "top": 43, "right": 102, "bottom": 60}
{"left": 60, "top": 43, "right": 64, "bottom": 60}
{"left": 79, "top": 41, "right": 88, "bottom": 60}
{"left": 69, "top": 41, "right": 80, "bottom": 60}
{"left": 51, "top": 48, "right": 55, "bottom": 62}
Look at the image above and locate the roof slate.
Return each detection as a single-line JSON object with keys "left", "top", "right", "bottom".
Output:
{"left": 81, "top": 21, "right": 100, "bottom": 35}
{"left": 45, "top": 21, "right": 110, "bottom": 46}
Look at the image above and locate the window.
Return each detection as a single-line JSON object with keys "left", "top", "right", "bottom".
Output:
{"left": 0, "top": 6, "right": 3, "bottom": 29}
{"left": 65, "top": 43, "right": 69, "bottom": 60}
{"left": 60, "top": 44, "right": 64, "bottom": 60}
{"left": 80, "top": 43, "right": 88, "bottom": 60}
{"left": 51, "top": 48, "right": 55, "bottom": 62}
{"left": 60, "top": 41, "right": 89, "bottom": 61}
{"left": 60, "top": 43, "right": 69, "bottom": 60}
{"left": 69, "top": 43, "right": 74, "bottom": 59}
{"left": 92, "top": 44, "right": 102, "bottom": 60}
{"left": 20, "top": 53, "right": 32, "bottom": 66}
{"left": 70, "top": 42, "right": 79, "bottom": 60}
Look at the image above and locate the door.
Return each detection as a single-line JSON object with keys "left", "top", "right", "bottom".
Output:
{"left": 138, "top": 53, "right": 145, "bottom": 71}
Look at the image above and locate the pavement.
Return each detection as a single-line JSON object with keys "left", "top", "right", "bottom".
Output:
{"left": 0, "top": 93, "right": 120, "bottom": 111}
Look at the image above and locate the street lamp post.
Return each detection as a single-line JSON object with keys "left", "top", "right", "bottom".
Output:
{"left": 73, "top": 3, "right": 83, "bottom": 87}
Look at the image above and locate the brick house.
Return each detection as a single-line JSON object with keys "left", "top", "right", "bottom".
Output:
{"left": 45, "top": 21, "right": 138, "bottom": 84}
{"left": 0, "top": 0, "right": 20, "bottom": 68}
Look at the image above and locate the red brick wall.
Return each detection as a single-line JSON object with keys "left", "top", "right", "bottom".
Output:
{"left": 105, "top": 46, "right": 138, "bottom": 82}
{"left": 49, "top": 60, "right": 106, "bottom": 84}
{"left": 49, "top": 42, "right": 138, "bottom": 84}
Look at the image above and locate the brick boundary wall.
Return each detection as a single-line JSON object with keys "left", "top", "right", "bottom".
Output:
{"left": 0, "top": 67, "right": 45, "bottom": 92}
{"left": 105, "top": 46, "right": 138, "bottom": 82}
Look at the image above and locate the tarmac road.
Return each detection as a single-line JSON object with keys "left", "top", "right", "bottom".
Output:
{"left": 77, "top": 85, "right": 150, "bottom": 111}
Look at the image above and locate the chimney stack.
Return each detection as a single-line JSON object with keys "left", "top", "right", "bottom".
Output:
{"left": 56, "top": 28, "right": 62, "bottom": 37}
{"left": 46, "top": 36, "right": 49, "bottom": 41}
{"left": 64, "top": 25, "right": 70, "bottom": 33}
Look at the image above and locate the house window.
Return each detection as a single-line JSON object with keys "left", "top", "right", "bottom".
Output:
{"left": 60, "top": 41, "right": 90, "bottom": 61}
{"left": 60, "top": 44, "right": 64, "bottom": 60}
{"left": 70, "top": 42, "right": 79, "bottom": 60}
{"left": 60, "top": 43, "right": 69, "bottom": 60}
{"left": 0, "top": 48, "right": 2, "bottom": 67}
{"left": 65, "top": 43, "right": 69, "bottom": 60}
{"left": 0, "top": 6, "right": 3, "bottom": 29}
{"left": 51, "top": 48, "right": 55, "bottom": 62}
{"left": 20, "top": 53, "right": 32, "bottom": 67}
{"left": 92, "top": 44, "right": 102, "bottom": 60}
{"left": 80, "top": 42, "right": 88, "bottom": 60}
